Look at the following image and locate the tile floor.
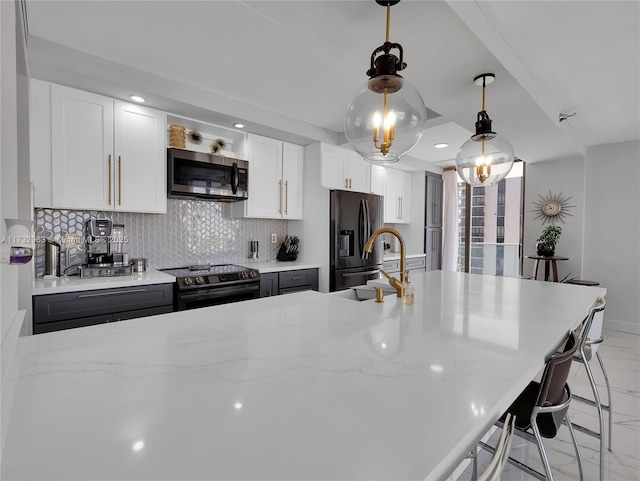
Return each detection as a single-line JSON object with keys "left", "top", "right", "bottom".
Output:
{"left": 456, "top": 328, "right": 640, "bottom": 481}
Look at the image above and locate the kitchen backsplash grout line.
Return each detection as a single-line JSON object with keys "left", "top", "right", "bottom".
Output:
{"left": 34, "top": 199, "right": 288, "bottom": 277}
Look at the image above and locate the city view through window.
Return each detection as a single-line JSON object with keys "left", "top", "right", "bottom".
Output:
{"left": 457, "top": 163, "right": 524, "bottom": 276}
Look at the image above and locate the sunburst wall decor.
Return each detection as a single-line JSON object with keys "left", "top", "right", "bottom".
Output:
{"left": 531, "top": 191, "right": 575, "bottom": 225}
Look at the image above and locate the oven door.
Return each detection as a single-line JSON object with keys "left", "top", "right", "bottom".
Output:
{"left": 175, "top": 282, "right": 260, "bottom": 311}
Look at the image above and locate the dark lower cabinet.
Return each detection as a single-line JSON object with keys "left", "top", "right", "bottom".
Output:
{"left": 259, "top": 269, "right": 319, "bottom": 297}
{"left": 260, "top": 273, "right": 279, "bottom": 297}
{"left": 33, "top": 283, "right": 174, "bottom": 334}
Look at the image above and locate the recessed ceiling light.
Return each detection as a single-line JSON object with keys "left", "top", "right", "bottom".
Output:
{"left": 233, "top": 122, "right": 245, "bottom": 129}
{"left": 434, "top": 143, "right": 448, "bottom": 149}
{"left": 129, "top": 95, "right": 145, "bottom": 103}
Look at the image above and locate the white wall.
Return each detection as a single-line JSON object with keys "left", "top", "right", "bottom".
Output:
{"left": 525, "top": 142, "right": 640, "bottom": 334}
{"left": 1, "top": 0, "right": 20, "bottom": 342}
{"left": 524, "top": 156, "right": 586, "bottom": 282}
{"left": 583, "top": 141, "right": 640, "bottom": 334}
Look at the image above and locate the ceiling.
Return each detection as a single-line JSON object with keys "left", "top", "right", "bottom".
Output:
{"left": 21, "top": 1, "right": 639, "bottom": 172}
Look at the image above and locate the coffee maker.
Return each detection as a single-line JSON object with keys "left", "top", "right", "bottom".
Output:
{"left": 80, "top": 219, "right": 132, "bottom": 278}
{"left": 84, "top": 218, "right": 113, "bottom": 266}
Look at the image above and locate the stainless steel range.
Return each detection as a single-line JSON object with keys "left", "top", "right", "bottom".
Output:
{"left": 159, "top": 264, "right": 260, "bottom": 311}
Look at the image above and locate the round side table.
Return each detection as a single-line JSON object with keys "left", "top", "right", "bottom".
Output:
{"left": 525, "top": 255, "right": 570, "bottom": 282}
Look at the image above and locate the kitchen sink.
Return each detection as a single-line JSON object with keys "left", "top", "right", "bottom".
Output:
{"left": 330, "top": 283, "right": 396, "bottom": 301}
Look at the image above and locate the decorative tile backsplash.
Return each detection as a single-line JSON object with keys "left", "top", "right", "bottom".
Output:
{"left": 34, "top": 199, "right": 288, "bottom": 277}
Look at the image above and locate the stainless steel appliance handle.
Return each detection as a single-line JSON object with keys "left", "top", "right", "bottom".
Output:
{"left": 78, "top": 288, "right": 146, "bottom": 298}
{"left": 341, "top": 269, "right": 380, "bottom": 278}
{"left": 359, "top": 199, "right": 365, "bottom": 258}
{"left": 364, "top": 199, "right": 371, "bottom": 239}
{"left": 231, "top": 162, "right": 239, "bottom": 194}
{"left": 278, "top": 180, "right": 282, "bottom": 214}
{"left": 178, "top": 283, "right": 259, "bottom": 300}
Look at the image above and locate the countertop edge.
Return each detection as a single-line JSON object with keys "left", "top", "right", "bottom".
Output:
{"left": 383, "top": 253, "right": 426, "bottom": 261}
{"left": 236, "top": 261, "right": 321, "bottom": 273}
{"left": 32, "top": 270, "right": 176, "bottom": 296}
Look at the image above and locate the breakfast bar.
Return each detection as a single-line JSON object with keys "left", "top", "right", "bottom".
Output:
{"left": 2, "top": 271, "right": 606, "bottom": 480}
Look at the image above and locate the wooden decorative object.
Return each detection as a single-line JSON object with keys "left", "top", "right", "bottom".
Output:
{"left": 169, "top": 125, "right": 186, "bottom": 148}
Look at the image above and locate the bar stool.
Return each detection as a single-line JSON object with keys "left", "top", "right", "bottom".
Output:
{"left": 571, "top": 297, "right": 611, "bottom": 481}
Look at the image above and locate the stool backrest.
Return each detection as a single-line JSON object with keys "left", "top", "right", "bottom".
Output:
{"left": 534, "top": 328, "right": 579, "bottom": 438}
{"left": 579, "top": 297, "right": 606, "bottom": 359}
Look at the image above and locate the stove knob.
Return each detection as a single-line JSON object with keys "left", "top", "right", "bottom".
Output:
{"left": 239, "top": 271, "right": 247, "bottom": 280}
{"left": 183, "top": 277, "right": 193, "bottom": 287}
{"left": 195, "top": 276, "right": 205, "bottom": 285}
{"left": 219, "top": 274, "right": 227, "bottom": 282}
{"left": 249, "top": 271, "right": 256, "bottom": 278}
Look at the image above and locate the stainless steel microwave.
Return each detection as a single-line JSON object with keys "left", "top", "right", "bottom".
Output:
{"left": 167, "top": 148, "right": 248, "bottom": 201}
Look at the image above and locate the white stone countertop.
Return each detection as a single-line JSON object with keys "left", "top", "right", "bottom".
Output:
{"left": 4, "top": 271, "right": 606, "bottom": 481}
{"left": 236, "top": 260, "right": 321, "bottom": 273}
{"left": 32, "top": 269, "right": 176, "bottom": 295}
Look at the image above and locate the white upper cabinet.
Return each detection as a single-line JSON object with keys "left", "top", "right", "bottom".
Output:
{"left": 320, "top": 144, "right": 370, "bottom": 193}
{"left": 383, "top": 168, "right": 412, "bottom": 224}
{"left": 51, "top": 85, "right": 114, "bottom": 211}
{"left": 114, "top": 102, "right": 166, "bottom": 213}
{"left": 370, "top": 164, "right": 386, "bottom": 196}
{"left": 44, "top": 83, "right": 166, "bottom": 213}
{"left": 232, "top": 134, "right": 303, "bottom": 219}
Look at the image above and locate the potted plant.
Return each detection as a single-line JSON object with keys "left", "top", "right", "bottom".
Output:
{"left": 536, "top": 225, "right": 562, "bottom": 256}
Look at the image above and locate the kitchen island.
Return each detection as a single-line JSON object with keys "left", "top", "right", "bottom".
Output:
{"left": 2, "top": 271, "right": 605, "bottom": 480}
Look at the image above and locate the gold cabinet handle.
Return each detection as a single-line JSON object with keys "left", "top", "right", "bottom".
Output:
{"left": 107, "top": 154, "right": 112, "bottom": 205}
{"left": 349, "top": 178, "right": 352, "bottom": 189}
{"left": 284, "top": 180, "right": 289, "bottom": 215}
{"left": 278, "top": 180, "right": 282, "bottom": 214}
{"left": 118, "top": 155, "right": 122, "bottom": 205}
{"left": 345, "top": 178, "right": 349, "bottom": 189}
{"left": 400, "top": 196, "right": 403, "bottom": 219}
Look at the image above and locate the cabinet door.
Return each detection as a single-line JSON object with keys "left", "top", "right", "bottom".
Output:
{"left": 30, "top": 79, "right": 53, "bottom": 208}
{"left": 426, "top": 173, "right": 443, "bottom": 227}
{"left": 345, "top": 152, "right": 370, "bottom": 193}
{"left": 384, "top": 169, "right": 399, "bottom": 223}
{"left": 245, "top": 134, "right": 283, "bottom": 218}
{"left": 114, "top": 102, "right": 166, "bottom": 213}
{"left": 370, "top": 164, "right": 386, "bottom": 196}
{"left": 321, "top": 147, "right": 349, "bottom": 190}
{"left": 282, "top": 142, "right": 304, "bottom": 219}
{"left": 397, "top": 170, "right": 412, "bottom": 223}
{"left": 51, "top": 84, "right": 114, "bottom": 210}
{"left": 260, "top": 273, "right": 279, "bottom": 297}
{"left": 426, "top": 227, "right": 442, "bottom": 270}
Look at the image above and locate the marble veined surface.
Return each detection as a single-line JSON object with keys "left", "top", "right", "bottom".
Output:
{"left": 2, "top": 271, "right": 606, "bottom": 480}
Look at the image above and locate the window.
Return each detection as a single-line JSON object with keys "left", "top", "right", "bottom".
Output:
{"left": 456, "top": 162, "right": 525, "bottom": 276}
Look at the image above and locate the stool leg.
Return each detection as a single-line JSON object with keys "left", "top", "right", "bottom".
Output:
{"left": 533, "top": 260, "right": 540, "bottom": 280}
{"left": 551, "top": 260, "right": 558, "bottom": 282}
{"left": 596, "top": 350, "right": 614, "bottom": 451}
{"left": 583, "top": 350, "right": 605, "bottom": 481}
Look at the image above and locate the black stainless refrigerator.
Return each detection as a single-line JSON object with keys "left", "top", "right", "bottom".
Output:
{"left": 330, "top": 190, "right": 383, "bottom": 291}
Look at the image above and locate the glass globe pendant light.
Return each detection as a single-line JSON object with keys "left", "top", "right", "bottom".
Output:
{"left": 344, "top": 0, "right": 426, "bottom": 164}
{"left": 456, "top": 73, "right": 515, "bottom": 186}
